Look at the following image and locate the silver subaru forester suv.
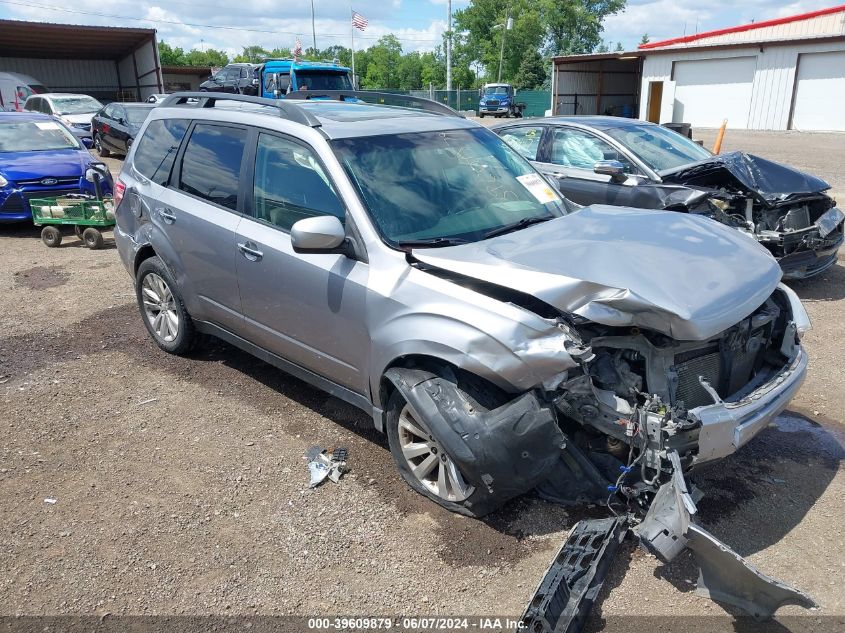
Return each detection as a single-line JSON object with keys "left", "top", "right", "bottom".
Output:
{"left": 113, "top": 94, "right": 814, "bottom": 611}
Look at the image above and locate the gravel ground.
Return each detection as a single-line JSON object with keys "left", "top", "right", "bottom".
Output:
{"left": 0, "top": 142, "right": 843, "bottom": 629}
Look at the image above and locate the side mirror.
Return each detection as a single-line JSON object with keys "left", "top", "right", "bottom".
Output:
{"left": 594, "top": 160, "right": 627, "bottom": 183}
{"left": 291, "top": 216, "right": 347, "bottom": 254}
{"left": 82, "top": 137, "right": 94, "bottom": 149}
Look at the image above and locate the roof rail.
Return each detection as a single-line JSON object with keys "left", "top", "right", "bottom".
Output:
{"left": 284, "top": 90, "right": 463, "bottom": 118}
{"left": 158, "top": 92, "right": 322, "bottom": 128}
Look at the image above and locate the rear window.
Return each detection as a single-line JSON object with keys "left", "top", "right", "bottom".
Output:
{"left": 132, "top": 119, "right": 189, "bottom": 186}
{"left": 125, "top": 106, "right": 153, "bottom": 125}
{"left": 178, "top": 123, "right": 247, "bottom": 211}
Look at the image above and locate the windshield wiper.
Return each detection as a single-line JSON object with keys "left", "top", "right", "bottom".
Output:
{"left": 483, "top": 216, "right": 552, "bottom": 240}
{"left": 396, "top": 237, "right": 469, "bottom": 248}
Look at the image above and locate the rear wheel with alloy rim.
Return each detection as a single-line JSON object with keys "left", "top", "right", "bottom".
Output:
{"left": 135, "top": 256, "right": 195, "bottom": 354}
{"left": 94, "top": 134, "right": 110, "bottom": 157}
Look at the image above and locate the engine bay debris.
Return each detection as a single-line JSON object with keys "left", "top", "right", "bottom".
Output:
{"left": 305, "top": 445, "right": 349, "bottom": 488}
{"left": 520, "top": 450, "right": 817, "bottom": 632}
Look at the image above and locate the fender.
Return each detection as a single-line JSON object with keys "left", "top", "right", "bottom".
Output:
{"left": 369, "top": 311, "right": 578, "bottom": 410}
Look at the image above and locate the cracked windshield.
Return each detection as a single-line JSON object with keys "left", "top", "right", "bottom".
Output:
{"left": 332, "top": 127, "right": 567, "bottom": 246}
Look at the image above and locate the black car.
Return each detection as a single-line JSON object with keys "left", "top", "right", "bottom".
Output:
{"left": 91, "top": 102, "right": 156, "bottom": 157}
{"left": 199, "top": 63, "right": 258, "bottom": 95}
{"left": 493, "top": 117, "right": 844, "bottom": 279}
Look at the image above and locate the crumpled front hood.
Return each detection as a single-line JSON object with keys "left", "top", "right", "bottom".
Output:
{"left": 413, "top": 206, "right": 783, "bottom": 341}
{"left": 661, "top": 151, "right": 831, "bottom": 207}
{"left": 0, "top": 149, "right": 88, "bottom": 181}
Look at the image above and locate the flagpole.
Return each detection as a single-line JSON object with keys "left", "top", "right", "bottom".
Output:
{"left": 351, "top": 7, "right": 356, "bottom": 89}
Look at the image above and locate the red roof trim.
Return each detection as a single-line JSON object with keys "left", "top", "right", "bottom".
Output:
{"left": 639, "top": 4, "right": 845, "bottom": 49}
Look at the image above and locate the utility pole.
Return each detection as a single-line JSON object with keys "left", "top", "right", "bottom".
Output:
{"left": 497, "top": 11, "right": 512, "bottom": 83}
{"left": 310, "top": 0, "right": 317, "bottom": 52}
{"left": 446, "top": 0, "right": 452, "bottom": 92}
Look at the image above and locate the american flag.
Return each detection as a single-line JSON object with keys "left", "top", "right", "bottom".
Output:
{"left": 293, "top": 37, "right": 302, "bottom": 61}
{"left": 352, "top": 11, "right": 368, "bottom": 31}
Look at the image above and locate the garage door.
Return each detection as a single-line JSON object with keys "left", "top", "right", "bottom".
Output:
{"left": 672, "top": 57, "right": 756, "bottom": 128}
{"left": 791, "top": 50, "right": 845, "bottom": 131}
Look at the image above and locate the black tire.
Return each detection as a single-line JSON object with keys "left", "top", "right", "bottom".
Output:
{"left": 479, "top": 113, "right": 485, "bottom": 118}
{"left": 73, "top": 224, "right": 84, "bottom": 238}
{"left": 385, "top": 378, "right": 499, "bottom": 518}
{"left": 135, "top": 256, "right": 196, "bottom": 355}
{"left": 41, "top": 225, "right": 62, "bottom": 247}
{"left": 82, "top": 227, "right": 104, "bottom": 249}
{"left": 94, "top": 134, "right": 110, "bottom": 158}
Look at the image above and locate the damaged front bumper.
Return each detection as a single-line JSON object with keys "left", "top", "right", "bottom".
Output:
{"left": 693, "top": 346, "right": 807, "bottom": 463}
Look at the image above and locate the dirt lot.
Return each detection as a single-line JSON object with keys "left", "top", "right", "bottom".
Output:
{"left": 1, "top": 139, "right": 844, "bottom": 630}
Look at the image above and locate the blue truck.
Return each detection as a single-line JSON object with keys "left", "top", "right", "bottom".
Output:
{"left": 477, "top": 83, "right": 525, "bottom": 118}
{"left": 256, "top": 59, "right": 353, "bottom": 98}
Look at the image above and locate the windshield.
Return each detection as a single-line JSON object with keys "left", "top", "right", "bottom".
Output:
{"left": 53, "top": 95, "right": 102, "bottom": 115}
{"left": 483, "top": 86, "right": 508, "bottom": 96}
{"left": 603, "top": 123, "right": 712, "bottom": 172}
{"left": 332, "top": 127, "right": 567, "bottom": 247}
{"left": 125, "top": 106, "right": 153, "bottom": 126}
{"left": 0, "top": 120, "right": 80, "bottom": 152}
{"left": 296, "top": 71, "right": 353, "bottom": 91}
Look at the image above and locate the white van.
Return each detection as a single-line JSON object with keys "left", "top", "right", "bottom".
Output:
{"left": 0, "top": 72, "right": 48, "bottom": 112}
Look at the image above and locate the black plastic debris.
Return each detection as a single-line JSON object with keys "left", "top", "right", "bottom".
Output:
{"left": 518, "top": 517, "right": 626, "bottom": 633}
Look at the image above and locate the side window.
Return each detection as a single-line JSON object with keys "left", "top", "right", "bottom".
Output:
{"left": 277, "top": 73, "right": 291, "bottom": 93}
{"left": 102, "top": 104, "right": 116, "bottom": 119}
{"left": 253, "top": 132, "right": 344, "bottom": 231}
{"left": 240, "top": 67, "right": 248, "bottom": 79}
{"left": 499, "top": 126, "right": 544, "bottom": 161}
{"left": 178, "top": 123, "right": 247, "bottom": 211}
{"left": 550, "top": 128, "right": 633, "bottom": 171}
{"left": 133, "top": 119, "right": 189, "bottom": 186}
{"left": 24, "top": 98, "right": 38, "bottom": 112}
{"left": 42, "top": 100, "right": 54, "bottom": 114}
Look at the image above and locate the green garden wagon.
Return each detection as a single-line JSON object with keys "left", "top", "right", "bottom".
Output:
{"left": 30, "top": 196, "right": 115, "bottom": 249}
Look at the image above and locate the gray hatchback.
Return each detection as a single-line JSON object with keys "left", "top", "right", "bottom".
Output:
{"left": 112, "top": 91, "right": 814, "bottom": 616}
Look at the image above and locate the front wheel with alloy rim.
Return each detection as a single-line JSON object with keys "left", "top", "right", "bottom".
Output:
{"left": 135, "top": 256, "right": 196, "bottom": 354}
{"left": 385, "top": 384, "right": 496, "bottom": 517}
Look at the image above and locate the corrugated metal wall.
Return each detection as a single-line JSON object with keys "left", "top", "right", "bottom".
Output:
{"left": 639, "top": 40, "right": 845, "bottom": 129}
{"left": 552, "top": 58, "right": 640, "bottom": 116}
{"left": 0, "top": 57, "right": 118, "bottom": 94}
{"left": 0, "top": 37, "right": 161, "bottom": 102}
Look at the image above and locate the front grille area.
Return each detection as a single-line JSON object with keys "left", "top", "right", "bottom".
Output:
{"left": 486, "top": 99, "right": 500, "bottom": 107}
{"left": 23, "top": 188, "right": 81, "bottom": 202}
{"left": 0, "top": 193, "right": 25, "bottom": 214}
{"left": 17, "top": 177, "right": 79, "bottom": 187}
{"left": 675, "top": 348, "right": 722, "bottom": 409}
{"left": 673, "top": 333, "right": 765, "bottom": 409}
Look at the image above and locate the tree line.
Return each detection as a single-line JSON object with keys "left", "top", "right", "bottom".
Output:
{"left": 158, "top": 0, "right": 631, "bottom": 91}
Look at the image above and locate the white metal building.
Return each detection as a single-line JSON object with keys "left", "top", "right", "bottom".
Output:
{"left": 638, "top": 4, "right": 845, "bottom": 131}
{"left": 551, "top": 4, "right": 845, "bottom": 131}
{"left": 0, "top": 19, "right": 163, "bottom": 102}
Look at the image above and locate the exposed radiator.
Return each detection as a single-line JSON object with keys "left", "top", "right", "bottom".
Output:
{"left": 675, "top": 351, "right": 722, "bottom": 409}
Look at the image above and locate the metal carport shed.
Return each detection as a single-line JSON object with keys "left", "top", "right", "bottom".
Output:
{"left": 0, "top": 19, "right": 163, "bottom": 102}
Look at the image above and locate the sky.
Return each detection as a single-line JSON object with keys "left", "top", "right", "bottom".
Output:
{"left": 0, "top": 0, "right": 839, "bottom": 57}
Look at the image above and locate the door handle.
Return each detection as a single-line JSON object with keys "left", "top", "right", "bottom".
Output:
{"left": 237, "top": 241, "right": 263, "bottom": 261}
{"left": 157, "top": 208, "right": 176, "bottom": 224}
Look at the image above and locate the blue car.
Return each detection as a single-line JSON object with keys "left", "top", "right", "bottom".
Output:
{"left": 0, "top": 112, "right": 113, "bottom": 223}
